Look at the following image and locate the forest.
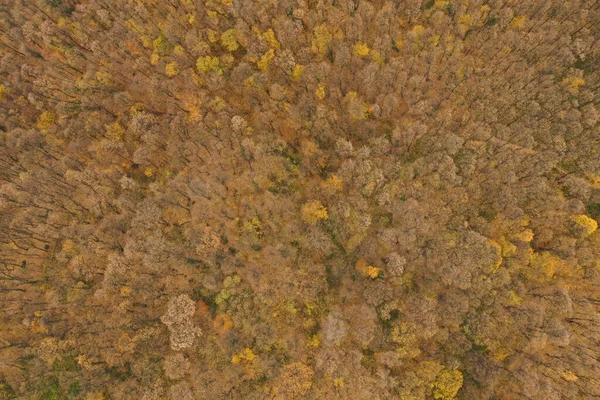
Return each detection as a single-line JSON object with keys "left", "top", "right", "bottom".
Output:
{"left": 1, "top": 0, "right": 600, "bottom": 398}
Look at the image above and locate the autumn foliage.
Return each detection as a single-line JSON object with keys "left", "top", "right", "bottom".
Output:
{"left": 0, "top": 0, "right": 599, "bottom": 399}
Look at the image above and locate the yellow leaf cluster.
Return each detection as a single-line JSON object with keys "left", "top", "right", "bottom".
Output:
{"left": 411, "top": 25, "right": 425, "bottom": 36}
{"left": 37, "top": 111, "right": 56, "bottom": 131}
{"left": 571, "top": 214, "right": 597, "bottom": 236}
{"left": 432, "top": 369, "right": 463, "bottom": 400}
{"left": 30, "top": 317, "right": 48, "bottom": 334}
{"left": 262, "top": 28, "right": 280, "bottom": 49}
{"left": 243, "top": 216, "right": 264, "bottom": 238}
{"left": 323, "top": 175, "right": 343, "bottom": 192}
{"left": 510, "top": 15, "right": 527, "bottom": 29}
{"left": 496, "top": 237, "right": 516, "bottom": 258}
{"left": 513, "top": 229, "right": 534, "bottom": 242}
{"left": 183, "top": 99, "right": 203, "bottom": 122}
{"left": 301, "top": 200, "right": 328, "bottom": 224}
{"left": 306, "top": 334, "right": 320, "bottom": 348}
{"left": 353, "top": 42, "right": 370, "bottom": 57}
{"left": 315, "top": 83, "right": 326, "bottom": 100}
{"left": 429, "top": 35, "right": 441, "bottom": 47}
{"left": 344, "top": 91, "right": 373, "bottom": 120}
{"left": 291, "top": 64, "right": 304, "bottom": 81}
{"left": 152, "top": 34, "right": 171, "bottom": 55}
{"left": 206, "top": 10, "right": 218, "bottom": 22}
{"left": 528, "top": 251, "right": 560, "bottom": 282}
{"left": 257, "top": 49, "right": 275, "bottom": 71}
{"left": 392, "top": 322, "right": 421, "bottom": 359}
{"left": 506, "top": 290, "right": 522, "bottom": 306}
{"left": 333, "top": 377, "right": 345, "bottom": 388}
{"left": 62, "top": 239, "right": 77, "bottom": 256}
{"left": 563, "top": 77, "right": 585, "bottom": 95}
{"left": 207, "top": 29, "right": 219, "bottom": 43}
{"left": 355, "top": 258, "right": 382, "bottom": 279}
{"left": 196, "top": 55, "right": 221, "bottom": 73}
{"left": 174, "top": 45, "right": 185, "bottom": 55}
{"left": 560, "top": 370, "right": 579, "bottom": 382}
{"left": 221, "top": 28, "right": 239, "bottom": 51}
{"left": 232, "top": 348, "right": 256, "bottom": 364}
{"left": 141, "top": 36, "right": 153, "bottom": 50}
{"left": 165, "top": 62, "right": 179, "bottom": 77}
{"left": 77, "top": 355, "right": 92, "bottom": 370}
{"left": 313, "top": 24, "right": 333, "bottom": 55}
{"left": 458, "top": 14, "right": 473, "bottom": 33}
{"left": 96, "top": 71, "right": 111, "bottom": 85}
{"left": 366, "top": 265, "right": 382, "bottom": 278}
{"left": 588, "top": 174, "right": 600, "bottom": 188}
{"left": 488, "top": 240, "right": 504, "bottom": 271}
{"left": 478, "top": 5, "right": 491, "bottom": 23}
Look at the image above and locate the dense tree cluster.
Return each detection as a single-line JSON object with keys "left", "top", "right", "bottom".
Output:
{"left": 1, "top": 0, "right": 600, "bottom": 398}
